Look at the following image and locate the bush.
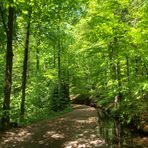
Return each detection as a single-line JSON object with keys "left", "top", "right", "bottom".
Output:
{"left": 50, "top": 83, "right": 70, "bottom": 112}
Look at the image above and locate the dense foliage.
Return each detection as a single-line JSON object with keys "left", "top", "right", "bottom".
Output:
{"left": 71, "top": 0, "right": 148, "bottom": 124}
{"left": 0, "top": 0, "right": 147, "bottom": 129}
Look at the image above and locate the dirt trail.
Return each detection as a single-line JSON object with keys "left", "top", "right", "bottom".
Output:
{"left": 0, "top": 105, "right": 104, "bottom": 148}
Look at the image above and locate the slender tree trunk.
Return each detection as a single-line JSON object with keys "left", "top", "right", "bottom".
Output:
{"left": 66, "top": 54, "right": 70, "bottom": 100}
{"left": 114, "top": 37, "right": 122, "bottom": 103}
{"left": 53, "top": 44, "right": 56, "bottom": 68}
{"left": 20, "top": 10, "right": 31, "bottom": 118}
{"left": 108, "top": 45, "right": 113, "bottom": 77}
{"left": 126, "top": 56, "right": 131, "bottom": 96}
{"left": 116, "top": 60, "right": 122, "bottom": 99}
{"left": 57, "top": 4, "right": 61, "bottom": 95}
{"left": 36, "top": 42, "right": 40, "bottom": 76}
{"left": 2, "top": 0, "right": 14, "bottom": 129}
{"left": 57, "top": 25, "right": 61, "bottom": 94}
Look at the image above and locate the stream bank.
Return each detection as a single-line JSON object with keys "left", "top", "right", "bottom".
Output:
{"left": 71, "top": 94, "right": 148, "bottom": 136}
{"left": 96, "top": 107, "right": 148, "bottom": 147}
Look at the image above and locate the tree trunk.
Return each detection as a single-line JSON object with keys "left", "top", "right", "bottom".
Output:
{"left": 2, "top": 0, "right": 14, "bottom": 129}
{"left": 116, "top": 60, "right": 122, "bottom": 99}
{"left": 20, "top": 10, "right": 31, "bottom": 118}
{"left": 53, "top": 44, "right": 56, "bottom": 68}
{"left": 57, "top": 4, "right": 61, "bottom": 95}
{"left": 57, "top": 25, "right": 61, "bottom": 94}
{"left": 126, "top": 56, "right": 131, "bottom": 95}
{"left": 36, "top": 42, "right": 40, "bottom": 76}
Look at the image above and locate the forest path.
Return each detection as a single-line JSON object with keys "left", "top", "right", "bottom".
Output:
{"left": 0, "top": 105, "right": 104, "bottom": 148}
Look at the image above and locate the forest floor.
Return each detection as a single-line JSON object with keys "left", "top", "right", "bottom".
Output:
{"left": 0, "top": 105, "right": 104, "bottom": 148}
{"left": 0, "top": 104, "right": 148, "bottom": 148}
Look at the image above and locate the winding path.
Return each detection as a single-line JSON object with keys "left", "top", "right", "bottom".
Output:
{"left": 0, "top": 105, "right": 104, "bottom": 148}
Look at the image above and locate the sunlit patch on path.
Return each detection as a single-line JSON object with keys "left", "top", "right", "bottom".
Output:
{"left": 0, "top": 104, "right": 105, "bottom": 148}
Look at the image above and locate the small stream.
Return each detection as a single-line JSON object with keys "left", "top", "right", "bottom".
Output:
{"left": 96, "top": 108, "right": 148, "bottom": 148}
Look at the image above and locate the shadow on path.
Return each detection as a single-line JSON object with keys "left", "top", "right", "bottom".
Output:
{"left": 0, "top": 104, "right": 104, "bottom": 148}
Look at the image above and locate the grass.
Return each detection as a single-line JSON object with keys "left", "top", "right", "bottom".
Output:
{"left": 20, "top": 105, "right": 73, "bottom": 126}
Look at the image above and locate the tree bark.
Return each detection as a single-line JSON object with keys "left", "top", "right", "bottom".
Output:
{"left": 53, "top": 44, "right": 56, "bottom": 68}
{"left": 57, "top": 25, "right": 61, "bottom": 94}
{"left": 20, "top": 9, "right": 32, "bottom": 118}
{"left": 36, "top": 42, "right": 40, "bottom": 76}
{"left": 116, "top": 60, "right": 122, "bottom": 99}
{"left": 57, "top": 4, "right": 61, "bottom": 95}
{"left": 2, "top": 0, "right": 14, "bottom": 129}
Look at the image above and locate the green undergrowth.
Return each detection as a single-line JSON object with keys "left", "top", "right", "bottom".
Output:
{"left": 20, "top": 105, "right": 73, "bottom": 126}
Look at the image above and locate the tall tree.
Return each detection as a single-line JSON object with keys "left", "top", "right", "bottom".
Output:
{"left": 1, "top": 0, "right": 14, "bottom": 129}
{"left": 20, "top": 8, "right": 32, "bottom": 119}
{"left": 57, "top": 2, "right": 61, "bottom": 95}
